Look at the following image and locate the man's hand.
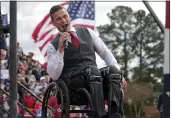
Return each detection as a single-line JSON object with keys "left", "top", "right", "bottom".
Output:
{"left": 58, "top": 32, "right": 70, "bottom": 53}
{"left": 122, "top": 79, "right": 127, "bottom": 92}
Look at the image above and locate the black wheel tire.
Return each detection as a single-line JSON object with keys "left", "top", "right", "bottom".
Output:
{"left": 56, "top": 79, "right": 70, "bottom": 118}
{"left": 108, "top": 82, "right": 112, "bottom": 118}
{"left": 112, "top": 113, "right": 123, "bottom": 118}
{"left": 42, "top": 82, "right": 57, "bottom": 118}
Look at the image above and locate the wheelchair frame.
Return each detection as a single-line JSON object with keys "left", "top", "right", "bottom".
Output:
{"left": 42, "top": 76, "right": 123, "bottom": 118}
{"left": 42, "top": 79, "right": 94, "bottom": 118}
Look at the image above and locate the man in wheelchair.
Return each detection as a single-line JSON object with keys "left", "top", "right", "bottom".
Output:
{"left": 46, "top": 5, "right": 127, "bottom": 118}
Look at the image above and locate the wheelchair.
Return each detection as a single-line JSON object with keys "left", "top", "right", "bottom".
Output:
{"left": 42, "top": 67, "right": 123, "bottom": 118}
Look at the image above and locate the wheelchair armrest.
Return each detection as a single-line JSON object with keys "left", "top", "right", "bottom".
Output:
{"left": 69, "top": 66, "right": 90, "bottom": 79}
{"left": 69, "top": 71, "right": 83, "bottom": 79}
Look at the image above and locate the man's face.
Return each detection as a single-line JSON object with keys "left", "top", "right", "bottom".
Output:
{"left": 30, "top": 80, "right": 35, "bottom": 85}
{"left": 40, "top": 79, "right": 45, "bottom": 84}
{"left": 26, "top": 91, "right": 31, "bottom": 97}
{"left": 22, "top": 56, "right": 27, "bottom": 61}
{"left": 51, "top": 8, "right": 70, "bottom": 32}
{"left": 27, "top": 57, "right": 32, "bottom": 63}
{"left": 20, "top": 70, "right": 25, "bottom": 76}
{"left": 0, "top": 49, "right": 7, "bottom": 60}
{"left": 5, "top": 85, "right": 9, "bottom": 91}
{"left": 28, "top": 70, "right": 32, "bottom": 75}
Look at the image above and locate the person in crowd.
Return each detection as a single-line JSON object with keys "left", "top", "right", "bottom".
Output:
{"left": 48, "top": 95, "right": 61, "bottom": 118}
{"left": 0, "top": 38, "right": 7, "bottom": 60}
{"left": 34, "top": 81, "right": 44, "bottom": 96}
{"left": 24, "top": 88, "right": 36, "bottom": 118}
{"left": 0, "top": 38, "right": 8, "bottom": 70}
{"left": 26, "top": 68, "right": 36, "bottom": 80}
{"left": 32, "top": 65, "right": 41, "bottom": 81}
{"left": 17, "top": 42, "right": 23, "bottom": 57}
{"left": 39, "top": 76, "right": 48, "bottom": 88}
{"left": 157, "top": 93, "right": 164, "bottom": 118}
{"left": 28, "top": 52, "right": 34, "bottom": 59}
{"left": 28, "top": 79, "right": 36, "bottom": 89}
{"left": 33, "top": 93, "right": 44, "bottom": 118}
{"left": 1, "top": 39, "right": 52, "bottom": 117}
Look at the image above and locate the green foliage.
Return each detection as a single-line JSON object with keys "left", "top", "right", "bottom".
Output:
{"left": 96, "top": 5, "right": 164, "bottom": 117}
{"left": 97, "top": 6, "right": 136, "bottom": 80}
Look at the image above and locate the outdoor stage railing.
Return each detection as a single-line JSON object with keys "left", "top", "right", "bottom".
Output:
{"left": 0, "top": 80, "right": 53, "bottom": 118}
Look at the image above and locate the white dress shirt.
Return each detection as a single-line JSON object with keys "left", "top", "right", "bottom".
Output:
{"left": 47, "top": 26, "right": 120, "bottom": 80}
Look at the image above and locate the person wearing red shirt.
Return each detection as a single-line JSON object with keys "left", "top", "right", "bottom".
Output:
{"left": 33, "top": 94, "right": 44, "bottom": 118}
{"left": 24, "top": 89, "right": 36, "bottom": 118}
{"left": 48, "top": 96, "right": 61, "bottom": 118}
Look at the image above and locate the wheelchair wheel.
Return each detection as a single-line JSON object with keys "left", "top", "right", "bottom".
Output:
{"left": 108, "top": 82, "right": 112, "bottom": 118}
{"left": 42, "top": 80, "right": 70, "bottom": 118}
{"left": 42, "top": 82, "right": 56, "bottom": 118}
{"left": 56, "top": 79, "right": 70, "bottom": 118}
{"left": 112, "top": 113, "right": 123, "bottom": 118}
{"left": 108, "top": 83, "right": 123, "bottom": 118}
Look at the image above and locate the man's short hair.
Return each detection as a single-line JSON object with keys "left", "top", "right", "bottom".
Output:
{"left": 50, "top": 5, "right": 65, "bottom": 21}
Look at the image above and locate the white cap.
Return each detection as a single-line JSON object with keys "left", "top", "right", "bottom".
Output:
{"left": 40, "top": 76, "right": 45, "bottom": 81}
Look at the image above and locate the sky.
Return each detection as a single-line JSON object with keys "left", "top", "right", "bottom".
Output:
{"left": 1, "top": 1, "right": 166, "bottom": 64}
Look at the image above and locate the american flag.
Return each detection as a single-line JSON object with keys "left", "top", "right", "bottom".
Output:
{"left": 163, "top": 0, "right": 170, "bottom": 117}
{"left": 32, "top": 1, "right": 95, "bottom": 62}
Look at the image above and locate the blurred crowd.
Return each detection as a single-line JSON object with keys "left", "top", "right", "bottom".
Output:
{"left": 1, "top": 42, "right": 52, "bottom": 118}
{"left": 0, "top": 41, "right": 90, "bottom": 118}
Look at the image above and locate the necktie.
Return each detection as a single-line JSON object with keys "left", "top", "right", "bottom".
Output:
{"left": 69, "top": 31, "right": 80, "bottom": 48}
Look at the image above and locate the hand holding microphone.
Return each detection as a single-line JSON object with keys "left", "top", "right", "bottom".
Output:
{"left": 63, "top": 26, "right": 70, "bottom": 50}
{"left": 58, "top": 32, "right": 70, "bottom": 53}
{"left": 58, "top": 24, "right": 70, "bottom": 53}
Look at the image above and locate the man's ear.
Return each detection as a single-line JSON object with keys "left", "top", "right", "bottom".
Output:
{"left": 69, "top": 15, "right": 71, "bottom": 21}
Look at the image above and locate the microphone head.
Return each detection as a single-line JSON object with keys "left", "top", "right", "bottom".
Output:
{"left": 64, "top": 40, "right": 69, "bottom": 50}
{"left": 62, "top": 24, "right": 69, "bottom": 50}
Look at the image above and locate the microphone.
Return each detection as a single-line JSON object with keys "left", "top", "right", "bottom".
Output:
{"left": 64, "top": 40, "right": 69, "bottom": 50}
{"left": 63, "top": 26, "right": 69, "bottom": 50}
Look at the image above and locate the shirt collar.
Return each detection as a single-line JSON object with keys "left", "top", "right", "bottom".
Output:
{"left": 69, "top": 24, "right": 76, "bottom": 32}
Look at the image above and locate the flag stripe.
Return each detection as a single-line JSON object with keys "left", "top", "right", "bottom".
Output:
{"left": 163, "top": 0, "right": 170, "bottom": 117}
{"left": 48, "top": 21, "right": 52, "bottom": 25}
{"left": 73, "top": 24, "right": 94, "bottom": 30}
{"left": 71, "top": 18, "right": 95, "bottom": 26}
{"left": 39, "top": 34, "right": 56, "bottom": 51}
{"left": 164, "top": 29, "right": 170, "bottom": 74}
{"left": 44, "top": 51, "right": 47, "bottom": 57}
{"left": 164, "top": 0, "right": 170, "bottom": 74}
{"left": 165, "top": 0, "right": 170, "bottom": 28}
{"left": 32, "top": 2, "right": 70, "bottom": 42}
{"left": 32, "top": 1, "right": 95, "bottom": 62}
{"left": 32, "top": 14, "right": 50, "bottom": 42}
{"left": 38, "top": 28, "right": 55, "bottom": 42}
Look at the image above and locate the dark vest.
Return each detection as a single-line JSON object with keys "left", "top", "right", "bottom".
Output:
{"left": 51, "top": 27, "right": 97, "bottom": 77}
